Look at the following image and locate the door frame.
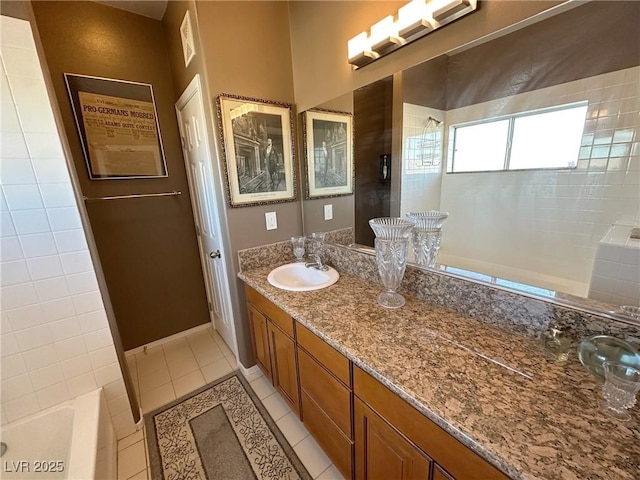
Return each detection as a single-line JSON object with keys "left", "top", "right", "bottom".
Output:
{"left": 175, "top": 74, "right": 237, "bottom": 357}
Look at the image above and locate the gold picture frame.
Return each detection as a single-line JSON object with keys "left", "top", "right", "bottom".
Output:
{"left": 302, "top": 109, "right": 353, "bottom": 199}
{"left": 216, "top": 94, "right": 297, "bottom": 207}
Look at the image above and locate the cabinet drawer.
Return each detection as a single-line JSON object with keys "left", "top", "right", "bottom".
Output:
{"left": 245, "top": 285, "right": 294, "bottom": 337}
{"left": 299, "top": 348, "right": 352, "bottom": 437}
{"left": 301, "top": 390, "right": 353, "bottom": 480}
{"left": 354, "top": 367, "right": 509, "bottom": 480}
{"left": 297, "top": 322, "right": 351, "bottom": 386}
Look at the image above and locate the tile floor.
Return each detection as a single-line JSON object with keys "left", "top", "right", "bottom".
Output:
{"left": 117, "top": 325, "right": 344, "bottom": 480}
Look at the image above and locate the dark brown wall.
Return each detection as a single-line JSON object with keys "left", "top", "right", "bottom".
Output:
{"left": 354, "top": 77, "right": 393, "bottom": 246}
{"left": 31, "top": 1, "right": 210, "bottom": 350}
{"left": 446, "top": 1, "right": 640, "bottom": 109}
{"left": 403, "top": 55, "right": 448, "bottom": 110}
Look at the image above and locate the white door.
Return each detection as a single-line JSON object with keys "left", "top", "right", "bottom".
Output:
{"left": 176, "top": 75, "right": 236, "bottom": 355}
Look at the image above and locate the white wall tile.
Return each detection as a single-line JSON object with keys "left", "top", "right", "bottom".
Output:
{"left": 78, "top": 309, "right": 108, "bottom": 333}
{"left": 0, "top": 237, "right": 23, "bottom": 261}
{"left": 11, "top": 77, "right": 57, "bottom": 133}
{"left": 60, "top": 251, "right": 93, "bottom": 274}
{"left": 30, "top": 363, "right": 65, "bottom": 391}
{"left": 46, "top": 205, "right": 82, "bottom": 232}
{"left": 1, "top": 373, "right": 33, "bottom": 401}
{"left": 40, "top": 297, "right": 75, "bottom": 322}
{"left": 26, "top": 254, "right": 63, "bottom": 280}
{"left": 102, "top": 378, "right": 126, "bottom": 401}
{"left": 1, "top": 333, "right": 20, "bottom": 357}
{"left": 0, "top": 190, "right": 7, "bottom": 211}
{"left": 1, "top": 312, "right": 13, "bottom": 333}
{"left": 94, "top": 362, "right": 121, "bottom": 386}
{"left": 11, "top": 209, "right": 50, "bottom": 235}
{"left": 66, "top": 372, "right": 97, "bottom": 397}
{"left": 50, "top": 316, "right": 81, "bottom": 342}
{"left": 23, "top": 344, "right": 59, "bottom": 371}
{"left": 3, "top": 392, "right": 39, "bottom": 423}
{"left": 89, "top": 345, "right": 118, "bottom": 370}
{"left": 22, "top": 132, "right": 64, "bottom": 159}
{"left": 60, "top": 353, "right": 92, "bottom": 380}
{"left": 66, "top": 271, "right": 98, "bottom": 295}
{"left": 33, "top": 276, "right": 69, "bottom": 302}
{"left": 106, "top": 393, "right": 130, "bottom": 417}
{"left": 54, "top": 335, "right": 87, "bottom": 362}
{"left": 5, "top": 303, "right": 46, "bottom": 330}
{"left": 1, "top": 46, "right": 43, "bottom": 78}
{"left": 0, "top": 132, "right": 29, "bottom": 158}
{"left": 1, "top": 282, "right": 38, "bottom": 310}
{"left": 1, "top": 353, "right": 26, "bottom": 379}
{"left": 0, "top": 259, "right": 31, "bottom": 286}
{"left": 72, "top": 291, "right": 104, "bottom": 314}
{"left": 35, "top": 381, "right": 70, "bottom": 410}
{"left": 0, "top": 16, "right": 36, "bottom": 50}
{"left": 53, "top": 229, "right": 87, "bottom": 253}
{"left": 0, "top": 158, "right": 36, "bottom": 184}
{"left": 3, "top": 185, "right": 43, "bottom": 210}
{"left": 19, "top": 232, "right": 57, "bottom": 257}
{"left": 1, "top": 211, "right": 17, "bottom": 237}
{"left": 40, "top": 183, "right": 75, "bottom": 208}
{"left": 84, "top": 328, "right": 113, "bottom": 353}
{"left": 31, "top": 158, "right": 71, "bottom": 184}
{"left": 2, "top": 393, "right": 40, "bottom": 422}
{"left": 14, "top": 323, "right": 53, "bottom": 351}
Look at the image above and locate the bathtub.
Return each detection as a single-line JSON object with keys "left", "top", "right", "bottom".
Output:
{"left": 1, "top": 388, "right": 116, "bottom": 480}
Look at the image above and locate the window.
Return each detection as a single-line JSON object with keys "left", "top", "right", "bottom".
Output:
{"left": 449, "top": 102, "right": 588, "bottom": 173}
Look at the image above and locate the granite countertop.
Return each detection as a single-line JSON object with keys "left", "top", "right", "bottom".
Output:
{"left": 239, "top": 263, "right": 640, "bottom": 480}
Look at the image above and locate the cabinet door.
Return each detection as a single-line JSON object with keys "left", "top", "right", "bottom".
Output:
{"left": 355, "top": 397, "right": 431, "bottom": 480}
{"left": 267, "top": 322, "right": 300, "bottom": 415}
{"left": 247, "top": 304, "right": 272, "bottom": 381}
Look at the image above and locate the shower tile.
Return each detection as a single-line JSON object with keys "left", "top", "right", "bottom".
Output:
{"left": 41, "top": 297, "right": 75, "bottom": 323}
{"left": 0, "top": 259, "right": 31, "bottom": 286}
{"left": 1, "top": 333, "right": 19, "bottom": 357}
{"left": 1, "top": 282, "right": 38, "bottom": 310}
{"left": 54, "top": 334, "right": 87, "bottom": 361}
{"left": 14, "top": 323, "right": 53, "bottom": 351}
{"left": 1, "top": 354, "right": 26, "bottom": 380}
{"left": 22, "top": 133, "right": 64, "bottom": 160}
{"left": 26, "top": 254, "right": 63, "bottom": 280}
{"left": 60, "top": 353, "right": 92, "bottom": 380}
{"left": 39, "top": 183, "right": 76, "bottom": 208}
{"left": 53, "top": 229, "right": 87, "bottom": 253}
{"left": 19, "top": 232, "right": 57, "bottom": 257}
{"left": 22, "top": 343, "right": 58, "bottom": 370}
{"left": 50, "top": 316, "right": 82, "bottom": 342}
{"left": 94, "top": 362, "right": 121, "bottom": 387}
{"left": 66, "top": 372, "right": 97, "bottom": 398}
{"left": 0, "top": 237, "right": 23, "bottom": 261}
{"left": 1, "top": 46, "right": 42, "bottom": 78}
{"left": 35, "top": 381, "right": 70, "bottom": 410}
{"left": 33, "top": 276, "right": 70, "bottom": 302}
{"left": 29, "top": 363, "right": 64, "bottom": 391}
{"left": 0, "top": 158, "right": 36, "bottom": 184}
{"left": 77, "top": 309, "right": 109, "bottom": 333}
{"left": 11, "top": 209, "right": 50, "bottom": 235}
{"left": 60, "top": 250, "right": 93, "bottom": 274}
{"left": 88, "top": 345, "right": 118, "bottom": 370}
{"left": 5, "top": 303, "right": 46, "bottom": 330}
{"left": 31, "top": 157, "right": 71, "bottom": 184}
{"left": 3, "top": 392, "right": 39, "bottom": 423}
{"left": 46, "top": 206, "right": 82, "bottom": 231}
{"left": 66, "top": 271, "right": 98, "bottom": 295}
{"left": 72, "top": 291, "right": 104, "bottom": 314}
{"left": 84, "top": 328, "right": 113, "bottom": 352}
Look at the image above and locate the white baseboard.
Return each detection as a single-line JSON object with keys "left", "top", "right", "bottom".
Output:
{"left": 125, "top": 322, "right": 211, "bottom": 356}
{"left": 238, "top": 363, "right": 260, "bottom": 379}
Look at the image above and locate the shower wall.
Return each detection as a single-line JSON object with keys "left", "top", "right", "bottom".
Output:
{"left": 0, "top": 15, "right": 134, "bottom": 438}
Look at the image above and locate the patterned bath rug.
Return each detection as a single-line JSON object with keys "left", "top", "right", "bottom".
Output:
{"left": 145, "top": 371, "right": 312, "bottom": 480}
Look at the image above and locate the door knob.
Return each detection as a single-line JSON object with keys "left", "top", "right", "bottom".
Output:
{"left": 209, "top": 250, "right": 221, "bottom": 259}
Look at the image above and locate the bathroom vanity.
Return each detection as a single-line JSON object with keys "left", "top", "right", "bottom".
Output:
{"left": 238, "top": 245, "right": 640, "bottom": 480}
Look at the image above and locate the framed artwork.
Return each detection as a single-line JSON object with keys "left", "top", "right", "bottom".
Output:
{"left": 302, "top": 109, "right": 353, "bottom": 199}
{"left": 216, "top": 94, "right": 296, "bottom": 207}
{"left": 180, "top": 10, "right": 196, "bottom": 67}
{"left": 64, "top": 74, "right": 167, "bottom": 180}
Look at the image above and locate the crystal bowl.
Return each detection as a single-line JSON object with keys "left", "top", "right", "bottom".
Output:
{"left": 577, "top": 335, "right": 640, "bottom": 378}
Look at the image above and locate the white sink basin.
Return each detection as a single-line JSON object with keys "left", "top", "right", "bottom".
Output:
{"left": 267, "top": 263, "right": 339, "bottom": 291}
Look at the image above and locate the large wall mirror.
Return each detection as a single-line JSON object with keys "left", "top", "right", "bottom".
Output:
{"left": 301, "top": 1, "right": 640, "bottom": 317}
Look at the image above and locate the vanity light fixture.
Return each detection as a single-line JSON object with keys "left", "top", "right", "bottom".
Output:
{"left": 347, "top": 0, "right": 477, "bottom": 69}
{"left": 370, "top": 15, "right": 404, "bottom": 55}
{"left": 347, "top": 31, "right": 379, "bottom": 68}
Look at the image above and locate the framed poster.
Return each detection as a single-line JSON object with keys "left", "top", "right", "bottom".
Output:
{"left": 64, "top": 74, "right": 167, "bottom": 180}
{"left": 302, "top": 109, "right": 353, "bottom": 199}
{"left": 216, "top": 94, "right": 296, "bottom": 207}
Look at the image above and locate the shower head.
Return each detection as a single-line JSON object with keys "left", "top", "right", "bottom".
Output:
{"left": 427, "top": 116, "right": 442, "bottom": 126}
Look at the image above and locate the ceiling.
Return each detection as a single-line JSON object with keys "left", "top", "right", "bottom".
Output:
{"left": 93, "top": 0, "right": 169, "bottom": 20}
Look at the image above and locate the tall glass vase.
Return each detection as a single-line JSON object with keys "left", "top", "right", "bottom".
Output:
{"left": 369, "top": 218, "right": 414, "bottom": 308}
{"left": 406, "top": 211, "right": 449, "bottom": 268}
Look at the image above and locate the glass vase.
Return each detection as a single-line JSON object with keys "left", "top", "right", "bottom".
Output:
{"left": 369, "top": 218, "right": 414, "bottom": 308}
{"left": 406, "top": 211, "right": 449, "bottom": 268}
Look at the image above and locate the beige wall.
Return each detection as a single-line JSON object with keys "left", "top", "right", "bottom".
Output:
{"left": 288, "top": 1, "right": 567, "bottom": 112}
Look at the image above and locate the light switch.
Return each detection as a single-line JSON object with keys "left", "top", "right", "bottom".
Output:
{"left": 265, "top": 211, "right": 278, "bottom": 230}
{"left": 324, "top": 204, "right": 333, "bottom": 221}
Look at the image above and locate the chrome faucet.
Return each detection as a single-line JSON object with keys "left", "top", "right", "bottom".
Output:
{"left": 305, "top": 253, "right": 329, "bottom": 271}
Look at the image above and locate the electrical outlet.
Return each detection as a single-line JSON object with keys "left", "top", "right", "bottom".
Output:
{"left": 265, "top": 212, "right": 278, "bottom": 230}
{"left": 324, "top": 204, "right": 333, "bottom": 220}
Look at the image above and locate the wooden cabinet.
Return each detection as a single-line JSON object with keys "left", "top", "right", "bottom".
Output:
{"left": 245, "top": 285, "right": 299, "bottom": 415}
{"left": 354, "top": 366, "right": 510, "bottom": 480}
{"left": 244, "top": 285, "right": 510, "bottom": 480}
{"left": 247, "top": 303, "right": 272, "bottom": 381}
{"left": 355, "top": 397, "right": 431, "bottom": 480}
{"left": 297, "top": 323, "right": 354, "bottom": 479}
{"left": 267, "top": 321, "right": 299, "bottom": 414}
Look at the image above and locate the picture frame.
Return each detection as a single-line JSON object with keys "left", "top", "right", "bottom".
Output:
{"left": 64, "top": 73, "right": 167, "bottom": 180}
{"left": 180, "top": 10, "right": 196, "bottom": 67}
{"left": 302, "top": 109, "right": 353, "bottom": 199}
{"left": 216, "top": 94, "right": 296, "bottom": 207}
